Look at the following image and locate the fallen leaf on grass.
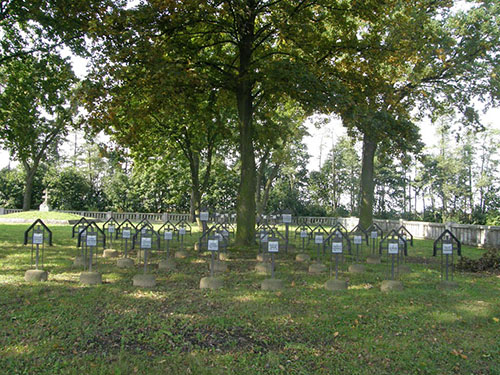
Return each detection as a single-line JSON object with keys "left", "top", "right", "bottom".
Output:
{"left": 493, "top": 317, "right": 499, "bottom": 323}
{"left": 451, "top": 349, "right": 467, "bottom": 359}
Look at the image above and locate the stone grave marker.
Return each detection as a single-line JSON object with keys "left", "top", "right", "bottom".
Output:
{"left": 102, "top": 217, "right": 120, "bottom": 258}
{"left": 379, "top": 229, "right": 405, "bottom": 292}
{"left": 77, "top": 222, "right": 105, "bottom": 285}
{"left": 116, "top": 219, "right": 136, "bottom": 268}
{"left": 214, "top": 225, "right": 231, "bottom": 261}
{"left": 308, "top": 231, "right": 327, "bottom": 274}
{"left": 433, "top": 229, "right": 461, "bottom": 289}
{"left": 261, "top": 236, "right": 284, "bottom": 291}
{"left": 132, "top": 225, "right": 160, "bottom": 263}
{"left": 281, "top": 209, "right": 292, "bottom": 253}
{"left": 366, "top": 223, "right": 383, "bottom": 264}
{"left": 71, "top": 217, "right": 91, "bottom": 238}
{"left": 325, "top": 229, "right": 348, "bottom": 291}
{"left": 158, "top": 221, "right": 177, "bottom": 270}
{"left": 75, "top": 221, "right": 105, "bottom": 268}
{"left": 133, "top": 228, "right": 159, "bottom": 287}
{"left": 200, "top": 235, "right": 224, "bottom": 289}
{"left": 175, "top": 220, "right": 191, "bottom": 258}
{"left": 396, "top": 226, "right": 413, "bottom": 273}
{"left": 295, "top": 224, "right": 311, "bottom": 262}
{"left": 23, "top": 219, "right": 52, "bottom": 282}
{"left": 39, "top": 188, "right": 51, "bottom": 212}
{"left": 348, "top": 225, "right": 369, "bottom": 273}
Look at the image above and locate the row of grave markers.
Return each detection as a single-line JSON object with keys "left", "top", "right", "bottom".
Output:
{"left": 22, "top": 214, "right": 462, "bottom": 288}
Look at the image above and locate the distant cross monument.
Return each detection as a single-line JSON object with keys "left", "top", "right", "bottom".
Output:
{"left": 39, "top": 189, "right": 51, "bottom": 212}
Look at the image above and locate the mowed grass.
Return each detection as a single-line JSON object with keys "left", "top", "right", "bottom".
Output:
{"left": 0, "top": 223, "right": 499, "bottom": 375}
{"left": 1, "top": 211, "right": 89, "bottom": 221}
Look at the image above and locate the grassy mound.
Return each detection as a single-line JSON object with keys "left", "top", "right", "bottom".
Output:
{"left": 1, "top": 210, "right": 86, "bottom": 221}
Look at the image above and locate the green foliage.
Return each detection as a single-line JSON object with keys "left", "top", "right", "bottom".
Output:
{"left": 0, "top": 51, "right": 77, "bottom": 209}
{"left": 44, "top": 167, "right": 93, "bottom": 211}
{"left": 308, "top": 136, "right": 361, "bottom": 216}
{"left": 0, "top": 168, "right": 24, "bottom": 208}
{"left": 202, "top": 158, "right": 239, "bottom": 212}
{"left": 0, "top": 0, "right": 117, "bottom": 65}
{"left": 0, "top": 53, "right": 76, "bottom": 162}
{"left": 0, "top": 166, "right": 47, "bottom": 209}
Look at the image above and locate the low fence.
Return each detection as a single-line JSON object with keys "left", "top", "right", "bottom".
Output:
{"left": 297, "top": 216, "right": 500, "bottom": 249}
{"left": 1, "top": 208, "right": 499, "bottom": 248}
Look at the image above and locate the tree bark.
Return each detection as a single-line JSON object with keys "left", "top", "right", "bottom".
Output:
{"left": 358, "top": 134, "right": 378, "bottom": 230}
{"left": 235, "top": 7, "right": 257, "bottom": 246}
{"left": 188, "top": 152, "right": 201, "bottom": 224}
{"left": 22, "top": 167, "right": 36, "bottom": 211}
{"left": 235, "top": 82, "right": 256, "bottom": 245}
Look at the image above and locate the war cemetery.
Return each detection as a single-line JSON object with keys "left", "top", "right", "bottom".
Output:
{"left": 1, "top": 1, "right": 500, "bottom": 374}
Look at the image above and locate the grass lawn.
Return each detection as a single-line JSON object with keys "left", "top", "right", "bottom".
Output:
{"left": 0, "top": 223, "right": 499, "bottom": 374}
{"left": 1, "top": 211, "right": 90, "bottom": 221}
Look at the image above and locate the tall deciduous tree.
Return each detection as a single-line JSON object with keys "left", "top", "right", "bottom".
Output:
{"left": 85, "top": 1, "right": 346, "bottom": 245}
{"left": 328, "top": 0, "right": 500, "bottom": 229}
{"left": 0, "top": 53, "right": 76, "bottom": 210}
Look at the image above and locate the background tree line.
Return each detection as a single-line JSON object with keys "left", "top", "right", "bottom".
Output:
{"left": 2, "top": 120, "right": 499, "bottom": 226}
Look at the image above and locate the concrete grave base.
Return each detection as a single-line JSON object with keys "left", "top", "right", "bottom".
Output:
{"left": 437, "top": 280, "right": 458, "bottom": 290}
{"left": 296, "top": 253, "right": 311, "bottom": 262}
{"left": 380, "top": 280, "right": 404, "bottom": 292}
{"left": 210, "top": 260, "right": 228, "bottom": 273}
{"left": 25, "top": 269, "right": 48, "bottom": 282}
{"left": 133, "top": 274, "right": 156, "bottom": 287}
{"left": 308, "top": 263, "right": 327, "bottom": 274}
{"left": 219, "top": 252, "right": 232, "bottom": 261}
{"left": 255, "top": 262, "right": 273, "bottom": 275}
{"left": 103, "top": 249, "right": 119, "bottom": 258}
{"left": 348, "top": 264, "right": 366, "bottom": 273}
{"left": 261, "top": 278, "right": 284, "bottom": 291}
{"left": 80, "top": 271, "right": 102, "bottom": 285}
{"left": 200, "top": 276, "right": 223, "bottom": 290}
{"left": 117, "top": 257, "right": 134, "bottom": 268}
{"left": 256, "top": 253, "right": 271, "bottom": 262}
{"left": 175, "top": 250, "right": 188, "bottom": 259}
{"left": 366, "top": 255, "right": 381, "bottom": 264}
{"left": 324, "top": 279, "right": 348, "bottom": 291}
{"left": 158, "top": 258, "right": 176, "bottom": 271}
{"left": 397, "top": 264, "right": 412, "bottom": 274}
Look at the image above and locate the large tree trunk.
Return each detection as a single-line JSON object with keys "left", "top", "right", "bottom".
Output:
{"left": 235, "top": 83, "right": 256, "bottom": 246}
{"left": 22, "top": 167, "right": 36, "bottom": 211}
{"left": 358, "top": 134, "right": 378, "bottom": 230}
{"left": 235, "top": 25, "right": 257, "bottom": 245}
{"left": 188, "top": 152, "right": 202, "bottom": 225}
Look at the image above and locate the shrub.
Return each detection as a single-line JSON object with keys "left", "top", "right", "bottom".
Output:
{"left": 457, "top": 248, "right": 500, "bottom": 273}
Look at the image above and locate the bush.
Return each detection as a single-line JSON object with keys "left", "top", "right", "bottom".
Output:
{"left": 457, "top": 248, "right": 500, "bottom": 273}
